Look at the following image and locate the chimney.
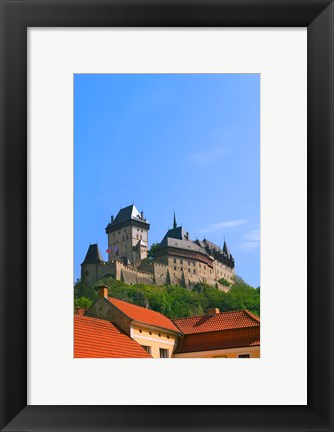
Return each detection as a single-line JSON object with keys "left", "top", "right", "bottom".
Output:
{"left": 111, "top": 215, "right": 114, "bottom": 222}
{"left": 97, "top": 286, "right": 109, "bottom": 299}
{"left": 141, "top": 211, "right": 144, "bottom": 219}
{"left": 208, "top": 307, "right": 220, "bottom": 315}
{"left": 76, "top": 307, "right": 87, "bottom": 316}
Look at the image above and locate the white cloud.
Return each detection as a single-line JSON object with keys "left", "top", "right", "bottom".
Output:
{"left": 239, "top": 228, "right": 260, "bottom": 251}
{"left": 188, "top": 146, "right": 226, "bottom": 167}
{"left": 198, "top": 219, "right": 246, "bottom": 234}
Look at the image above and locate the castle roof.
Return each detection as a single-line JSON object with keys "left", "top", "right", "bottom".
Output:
{"left": 74, "top": 314, "right": 152, "bottom": 358}
{"left": 223, "top": 240, "right": 232, "bottom": 259}
{"left": 106, "top": 204, "right": 149, "bottom": 233}
{"left": 158, "top": 226, "right": 210, "bottom": 256}
{"left": 81, "top": 244, "right": 104, "bottom": 265}
{"left": 114, "top": 204, "right": 148, "bottom": 225}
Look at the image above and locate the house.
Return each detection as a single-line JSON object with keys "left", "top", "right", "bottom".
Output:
{"left": 74, "top": 314, "right": 151, "bottom": 358}
{"left": 85, "top": 286, "right": 180, "bottom": 358}
{"left": 172, "top": 308, "right": 260, "bottom": 358}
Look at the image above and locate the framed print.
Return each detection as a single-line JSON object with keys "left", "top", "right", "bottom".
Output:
{"left": 1, "top": 0, "right": 333, "bottom": 431}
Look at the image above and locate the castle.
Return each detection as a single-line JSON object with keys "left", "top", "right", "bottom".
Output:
{"left": 81, "top": 204, "right": 235, "bottom": 291}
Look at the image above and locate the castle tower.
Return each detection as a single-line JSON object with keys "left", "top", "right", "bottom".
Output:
{"left": 105, "top": 204, "right": 150, "bottom": 267}
{"left": 81, "top": 243, "right": 104, "bottom": 288}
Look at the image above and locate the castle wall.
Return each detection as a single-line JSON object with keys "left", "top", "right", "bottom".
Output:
{"left": 213, "top": 260, "right": 235, "bottom": 283}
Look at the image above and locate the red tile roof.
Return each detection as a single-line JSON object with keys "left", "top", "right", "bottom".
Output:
{"left": 173, "top": 327, "right": 260, "bottom": 354}
{"left": 107, "top": 297, "right": 179, "bottom": 333}
{"left": 74, "top": 315, "right": 151, "bottom": 358}
{"left": 173, "top": 310, "right": 260, "bottom": 334}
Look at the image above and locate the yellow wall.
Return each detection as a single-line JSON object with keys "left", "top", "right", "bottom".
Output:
{"left": 131, "top": 324, "right": 178, "bottom": 358}
{"left": 173, "top": 346, "right": 260, "bottom": 358}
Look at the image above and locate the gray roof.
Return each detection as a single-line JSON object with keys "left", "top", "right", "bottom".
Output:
{"left": 81, "top": 244, "right": 104, "bottom": 265}
{"left": 223, "top": 240, "right": 232, "bottom": 259}
{"left": 159, "top": 227, "right": 210, "bottom": 256}
{"left": 195, "top": 238, "right": 234, "bottom": 261}
{"left": 159, "top": 226, "right": 188, "bottom": 245}
{"left": 113, "top": 204, "right": 148, "bottom": 225}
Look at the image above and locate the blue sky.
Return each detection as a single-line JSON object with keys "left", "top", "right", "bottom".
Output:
{"left": 74, "top": 74, "right": 260, "bottom": 287}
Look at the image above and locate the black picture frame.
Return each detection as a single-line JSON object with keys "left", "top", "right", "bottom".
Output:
{"left": 1, "top": 1, "right": 333, "bottom": 431}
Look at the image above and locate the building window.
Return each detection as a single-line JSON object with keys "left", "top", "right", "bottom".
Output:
{"left": 181, "top": 267, "right": 183, "bottom": 271}
{"left": 174, "top": 258, "right": 176, "bottom": 263}
{"left": 149, "top": 331, "right": 152, "bottom": 335}
{"left": 159, "top": 348, "right": 169, "bottom": 358}
{"left": 174, "top": 266, "right": 177, "bottom": 270}
{"left": 158, "top": 333, "right": 161, "bottom": 337}
{"left": 188, "top": 268, "right": 191, "bottom": 272}
{"left": 188, "top": 261, "right": 190, "bottom": 265}
{"left": 238, "top": 354, "right": 251, "bottom": 358}
{"left": 137, "top": 234, "right": 139, "bottom": 239}
{"left": 193, "top": 262, "right": 195, "bottom": 266}
{"left": 180, "top": 259, "right": 183, "bottom": 264}
{"left": 199, "top": 264, "right": 201, "bottom": 268}
{"left": 139, "top": 329, "right": 142, "bottom": 333}
{"left": 142, "top": 345, "right": 151, "bottom": 355}
{"left": 193, "top": 269, "right": 196, "bottom": 274}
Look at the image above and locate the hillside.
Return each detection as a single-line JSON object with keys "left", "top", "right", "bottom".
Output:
{"left": 74, "top": 276, "right": 260, "bottom": 319}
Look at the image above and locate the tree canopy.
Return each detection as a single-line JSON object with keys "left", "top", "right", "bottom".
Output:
{"left": 74, "top": 275, "right": 260, "bottom": 319}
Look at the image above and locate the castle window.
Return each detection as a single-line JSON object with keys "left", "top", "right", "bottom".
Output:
{"left": 139, "top": 329, "right": 142, "bottom": 333}
{"left": 188, "top": 268, "right": 191, "bottom": 272}
{"left": 174, "top": 266, "right": 176, "bottom": 270}
{"left": 180, "top": 259, "right": 183, "bottom": 264}
{"left": 199, "top": 264, "right": 201, "bottom": 268}
{"left": 140, "top": 235, "right": 142, "bottom": 240}
{"left": 181, "top": 267, "right": 183, "bottom": 271}
{"left": 193, "top": 269, "right": 196, "bottom": 274}
{"left": 188, "top": 261, "right": 190, "bottom": 265}
{"left": 174, "top": 258, "right": 176, "bottom": 263}
{"left": 137, "top": 234, "right": 139, "bottom": 239}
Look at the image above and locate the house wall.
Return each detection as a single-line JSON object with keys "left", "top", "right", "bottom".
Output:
{"left": 131, "top": 324, "right": 178, "bottom": 359}
{"left": 86, "top": 298, "right": 132, "bottom": 336}
{"left": 173, "top": 346, "right": 260, "bottom": 358}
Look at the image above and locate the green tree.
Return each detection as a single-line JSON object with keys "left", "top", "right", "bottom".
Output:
{"left": 147, "top": 243, "right": 160, "bottom": 260}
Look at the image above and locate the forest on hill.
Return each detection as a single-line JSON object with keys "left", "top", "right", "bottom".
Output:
{"left": 74, "top": 276, "right": 260, "bottom": 319}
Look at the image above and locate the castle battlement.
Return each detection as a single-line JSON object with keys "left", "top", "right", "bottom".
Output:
{"left": 81, "top": 205, "right": 235, "bottom": 290}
